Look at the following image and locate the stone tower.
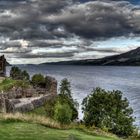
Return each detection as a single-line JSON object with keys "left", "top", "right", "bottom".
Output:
{"left": 0, "top": 55, "right": 6, "bottom": 77}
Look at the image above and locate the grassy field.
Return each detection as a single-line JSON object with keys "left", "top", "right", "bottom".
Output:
{"left": 0, "top": 121, "right": 119, "bottom": 140}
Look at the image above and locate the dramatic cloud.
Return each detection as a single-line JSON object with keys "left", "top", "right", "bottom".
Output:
{"left": 0, "top": 0, "right": 139, "bottom": 64}
{"left": 46, "top": 1, "right": 140, "bottom": 38}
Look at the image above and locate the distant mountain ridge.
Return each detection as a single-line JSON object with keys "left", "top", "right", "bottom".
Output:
{"left": 40, "top": 47, "right": 140, "bottom": 66}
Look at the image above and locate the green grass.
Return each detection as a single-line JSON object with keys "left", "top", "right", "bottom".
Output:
{"left": 0, "top": 78, "right": 16, "bottom": 91}
{"left": 0, "top": 121, "right": 119, "bottom": 140}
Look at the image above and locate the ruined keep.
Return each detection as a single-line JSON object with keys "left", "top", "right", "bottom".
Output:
{"left": 0, "top": 55, "right": 6, "bottom": 77}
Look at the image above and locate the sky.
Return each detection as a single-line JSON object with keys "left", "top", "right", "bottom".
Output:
{"left": 0, "top": 0, "right": 140, "bottom": 64}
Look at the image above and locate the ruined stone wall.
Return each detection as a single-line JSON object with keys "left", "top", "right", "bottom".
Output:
{"left": 0, "top": 76, "right": 58, "bottom": 113}
{"left": 6, "top": 94, "right": 56, "bottom": 113}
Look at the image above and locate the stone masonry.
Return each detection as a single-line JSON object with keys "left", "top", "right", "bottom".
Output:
{"left": 0, "top": 76, "right": 57, "bottom": 113}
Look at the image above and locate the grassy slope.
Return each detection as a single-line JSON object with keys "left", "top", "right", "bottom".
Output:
{"left": 0, "top": 121, "right": 119, "bottom": 140}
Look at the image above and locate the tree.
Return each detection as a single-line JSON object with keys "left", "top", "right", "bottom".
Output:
{"left": 31, "top": 74, "right": 45, "bottom": 87}
{"left": 10, "top": 67, "right": 30, "bottom": 81}
{"left": 59, "top": 78, "right": 78, "bottom": 121}
{"left": 54, "top": 102, "right": 72, "bottom": 125}
{"left": 82, "top": 87, "right": 135, "bottom": 137}
{"left": 10, "top": 66, "right": 22, "bottom": 80}
{"left": 21, "top": 70, "right": 30, "bottom": 80}
{"left": 59, "top": 78, "right": 72, "bottom": 99}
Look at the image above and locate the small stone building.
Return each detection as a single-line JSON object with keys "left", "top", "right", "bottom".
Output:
{"left": 0, "top": 55, "right": 6, "bottom": 77}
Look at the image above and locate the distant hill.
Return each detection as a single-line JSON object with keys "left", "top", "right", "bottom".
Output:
{"left": 40, "top": 47, "right": 140, "bottom": 66}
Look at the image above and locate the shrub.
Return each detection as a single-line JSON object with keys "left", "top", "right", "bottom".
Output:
{"left": 15, "top": 80, "right": 30, "bottom": 89}
{"left": 54, "top": 102, "right": 72, "bottom": 125}
{"left": 44, "top": 99, "right": 56, "bottom": 118}
{"left": 58, "top": 94, "right": 78, "bottom": 121}
{"left": 82, "top": 87, "right": 135, "bottom": 137}
{"left": 31, "top": 74, "right": 45, "bottom": 87}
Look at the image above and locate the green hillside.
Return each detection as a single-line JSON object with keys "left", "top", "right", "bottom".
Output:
{"left": 0, "top": 121, "right": 119, "bottom": 140}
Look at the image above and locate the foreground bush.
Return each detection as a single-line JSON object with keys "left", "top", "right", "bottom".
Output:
{"left": 54, "top": 102, "right": 72, "bottom": 125}
{"left": 82, "top": 87, "right": 135, "bottom": 137}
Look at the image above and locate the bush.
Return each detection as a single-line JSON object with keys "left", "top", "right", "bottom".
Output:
{"left": 54, "top": 102, "right": 72, "bottom": 125}
{"left": 82, "top": 87, "right": 135, "bottom": 137}
{"left": 44, "top": 99, "right": 56, "bottom": 118}
{"left": 15, "top": 80, "right": 30, "bottom": 89}
{"left": 58, "top": 94, "right": 78, "bottom": 121}
{"left": 31, "top": 74, "right": 45, "bottom": 87}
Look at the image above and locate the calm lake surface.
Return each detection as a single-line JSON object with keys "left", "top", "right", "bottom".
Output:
{"left": 7, "top": 65, "right": 140, "bottom": 127}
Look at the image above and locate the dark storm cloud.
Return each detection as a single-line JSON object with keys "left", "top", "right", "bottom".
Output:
{"left": 46, "top": 1, "right": 140, "bottom": 38}
{"left": 0, "top": 0, "right": 139, "bottom": 64}
{"left": 0, "top": 0, "right": 139, "bottom": 40}
{"left": 0, "top": 0, "right": 76, "bottom": 40}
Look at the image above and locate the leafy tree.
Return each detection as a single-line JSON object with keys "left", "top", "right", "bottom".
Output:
{"left": 54, "top": 102, "right": 72, "bottom": 125}
{"left": 59, "top": 78, "right": 78, "bottom": 121}
{"left": 10, "top": 66, "right": 22, "bottom": 80}
{"left": 31, "top": 74, "right": 45, "bottom": 87}
{"left": 10, "top": 67, "right": 30, "bottom": 81}
{"left": 82, "top": 87, "right": 135, "bottom": 137}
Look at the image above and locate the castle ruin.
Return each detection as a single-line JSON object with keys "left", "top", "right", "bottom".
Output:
{"left": 0, "top": 55, "right": 58, "bottom": 113}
